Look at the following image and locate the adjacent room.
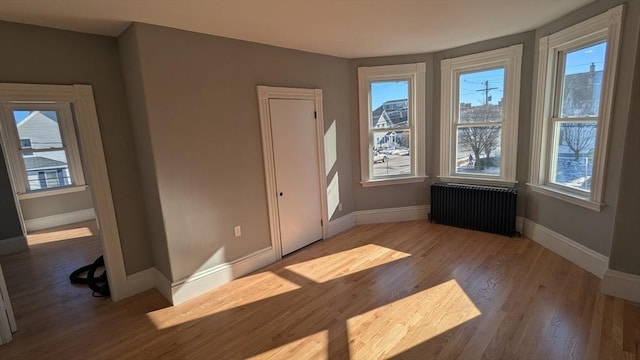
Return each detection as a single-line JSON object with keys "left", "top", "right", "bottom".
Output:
{"left": 0, "top": 0, "right": 638, "bottom": 358}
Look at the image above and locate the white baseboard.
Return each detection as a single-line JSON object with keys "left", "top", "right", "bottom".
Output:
{"left": 153, "top": 268, "right": 172, "bottom": 303}
{"left": 25, "top": 208, "right": 95, "bottom": 232}
{"left": 0, "top": 236, "right": 27, "bottom": 255}
{"left": 328, "top": 213, "right": 356, "bottom": 237}
{"left": 522, "top": 219, "right": 609, "bottom": 278}
{"left": 112, "top": 267, "right": 157, "bottom": 301}
{"left": 601, "top": 270, "right": 640, "bottom": 303}
{"left": 515, "top": 216, "right": 524, "bottom": 234}
{"left": 354, "top": 205, "right": 430, "bottom": 225}
{"left": 170, "top": 247, "right": 277, "bottom": 305}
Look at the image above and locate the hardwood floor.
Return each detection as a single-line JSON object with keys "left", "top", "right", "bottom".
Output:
{"left": 0, "top": 221, "right": 638, "bottom": 359}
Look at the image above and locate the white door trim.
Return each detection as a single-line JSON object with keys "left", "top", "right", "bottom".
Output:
{"left": 0, "top": 83, "right": 128, "bottom": 301}
{"left": 257, "top": 86, "right": 328, "bottom": 259}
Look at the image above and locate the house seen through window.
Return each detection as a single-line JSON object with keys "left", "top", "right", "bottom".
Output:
{"left": 371, "top": 81, "right": 411, "bottom": 177}
{"left": 0, "top": 103, "right": 85, "bottom": 196}
{"left": 15, "top": 110, "right": 71, "bottom": 190}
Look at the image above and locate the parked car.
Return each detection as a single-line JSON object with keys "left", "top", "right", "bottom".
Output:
{"left": 373, "top": 151, "right": 387, "bottom": 163}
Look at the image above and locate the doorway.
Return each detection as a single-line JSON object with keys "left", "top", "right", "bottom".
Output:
{"left": 0, "top": 103, "right": 97, "bottom": 243}
{"left": 0, "top": 83, "right": 130, "bottom": 303}
{"left": 257, "top": 86, "right": 328, "bottom": 258}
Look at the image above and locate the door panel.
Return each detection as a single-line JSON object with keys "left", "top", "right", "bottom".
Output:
{"left": 269, "top": 99, "right": 322, "bottom": 255}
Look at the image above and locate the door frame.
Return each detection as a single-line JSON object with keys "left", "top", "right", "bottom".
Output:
{"left": 0, "top": 83, "right": 127, "bottom": 301}
{"left": 257, "top": 86, "right": 328, "bottom": 259}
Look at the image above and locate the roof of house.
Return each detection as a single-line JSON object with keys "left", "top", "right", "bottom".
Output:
{"left": 372, "top": 100, "right": 408, "bottom": 128}
{"left": 23, "top": 156, "right": 67, "bottom": 170}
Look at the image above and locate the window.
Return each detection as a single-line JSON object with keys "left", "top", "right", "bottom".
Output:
{"left": 0, "top": 103, "right": 85, "bottom": 197}
{"left": 358, "top": 63, "right": 426, "bottom": 186}
{"left": 529, "top": 5, "right": 622, "bottom": 211}
{"left": 440, "top": 45, "right": 523, "bottom": 186}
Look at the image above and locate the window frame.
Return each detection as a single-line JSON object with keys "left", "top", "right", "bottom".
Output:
{"left": 0, "top": 102, "right": 86, "bottom": 198}
{"left": 358, "top": 62, "right": 426, "bottom": 187}
{"left": 440, "top": 44, "right": 523, "bottom": 187}
{"left": 528, "top": 5, "right": 623, "bottom": 211}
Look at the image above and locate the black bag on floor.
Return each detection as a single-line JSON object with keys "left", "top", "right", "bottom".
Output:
{"left": 70, "top": 256, "right": 110, "bottom": 297}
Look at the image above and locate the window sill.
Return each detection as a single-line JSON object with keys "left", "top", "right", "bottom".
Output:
{"left": 526, "top": 183, "right": 603, "bottom": 212}
{"left": 361, "top": 175, "right": 427, "bottom": 187}
{"left": 18, "top": 185, "right": 88, "bottom": 200}
{"left": 437, "top": 176, "right": 517, "bottom": 188}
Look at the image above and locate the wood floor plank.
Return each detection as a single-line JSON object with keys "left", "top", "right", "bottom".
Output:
{"left": 0, "top": 220, "right": 638, "bottom": 359}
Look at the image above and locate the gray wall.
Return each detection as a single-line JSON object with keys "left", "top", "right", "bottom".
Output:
{"left": 118, "top": 23, "right": 353, "bottom": 282}
{"left": 0, "top": 147, "right": 22, "bottom": 240}
{"left": 525, "top": 0, "right": 640, "bottom": 256}
{"left": 19, "top": 190, "right": 93, "bottom": 220}
{"left": 119, "top": 25, "right": 172, "bottom": 279}
{"left": 609, "top": 23, "right": 640, "bottom": 275}
{"left": 0, "top": 21, "right": 152, "bottom": 275}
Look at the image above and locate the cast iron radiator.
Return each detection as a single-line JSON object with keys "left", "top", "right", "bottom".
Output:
{"left": 429, "top": 183, "right": 517, "bottom": 236}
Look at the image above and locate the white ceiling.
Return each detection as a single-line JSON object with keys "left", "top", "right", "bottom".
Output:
{"left": 0, "top": 0, "right": 595, "bottom": 59}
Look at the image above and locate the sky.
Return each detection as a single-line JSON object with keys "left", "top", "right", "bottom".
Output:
{"left": 565, "top": 41, "right": 606, "bottom": 75}
{"left": 370, "top": 41, "right": 607, "bottom": 108}
{"left": 459, "top": 68, "right": 504, "bottom": 106}
{"left": 371, "top": 81, "right": 408, "bottom": 109}
{"left": 13, "top": 110, "right": 30, "bottom": 123}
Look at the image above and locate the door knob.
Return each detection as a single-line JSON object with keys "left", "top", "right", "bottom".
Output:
{"left": 279, "top": 192, "right": 283, "bottom": 196}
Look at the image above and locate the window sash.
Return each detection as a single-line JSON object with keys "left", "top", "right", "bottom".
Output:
{"left": 368, "top": 78, "right": 415, "bottom": 179}
{"left": 553, "top": 42, "right": 607, "bottom": 120}
{"left": 546, "top": 118, "right": 598, "bottom": 194}
{"left": 0, "top": 103, "right": 85, "bottom": 195}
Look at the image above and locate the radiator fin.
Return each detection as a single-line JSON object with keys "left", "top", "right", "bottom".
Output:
{"left": 430, "top": 183, "right": 517, "bottom": 236}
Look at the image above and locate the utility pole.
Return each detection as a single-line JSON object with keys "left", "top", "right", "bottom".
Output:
{"left": 476, "top": 81, "right": 497, "bottom": 104}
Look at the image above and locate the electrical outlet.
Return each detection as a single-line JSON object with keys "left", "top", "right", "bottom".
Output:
{"left": 338, "top": 203, "right": 343, "bottom": 211}
{"left": 234, "top": 225, "right": 242, "bottom": 237}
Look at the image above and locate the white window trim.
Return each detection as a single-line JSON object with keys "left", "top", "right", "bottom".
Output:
{"left": 18, "top": 184, "right": 88, "bottom": 200}
{"left": 358, "top": 62, "right": 426, "bottom": 186}
{"left": 439, "top": 44, "right": 523, "bottom": 186}
{"left": 528, "top": 5, "right": 623, "bottom": 211}
{"left": 0, "top": 102, "right": 86, "bottom": 196}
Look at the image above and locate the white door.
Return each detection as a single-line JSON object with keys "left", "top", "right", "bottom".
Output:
{"left": 269, "top": 99, "right": 323, "bottom": 255}
{"left": 0, "top": 264, "right": 16, "bottom": 345}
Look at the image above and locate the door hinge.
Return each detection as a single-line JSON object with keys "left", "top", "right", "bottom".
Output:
{"left": 314, "top": 111, "right": 317, "bottom": 119}
{"left": 320, "top": 219, "right": 323, "bottom": 226}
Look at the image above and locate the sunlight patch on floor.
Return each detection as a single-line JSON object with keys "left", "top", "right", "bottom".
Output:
{"left": 27, "top": 226, "right": 95, "bottom": 245}
{"left": 285, "top": 244, "right": 411, "bottom": 283}
{"left": 146, "top": 271, "right": 301, "bottom": 330}
{"left": 249, "top": 330, "right": 329, "bottom": 360}
{"left": 346, "top": 279, "right": 481, "bottom": 359}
